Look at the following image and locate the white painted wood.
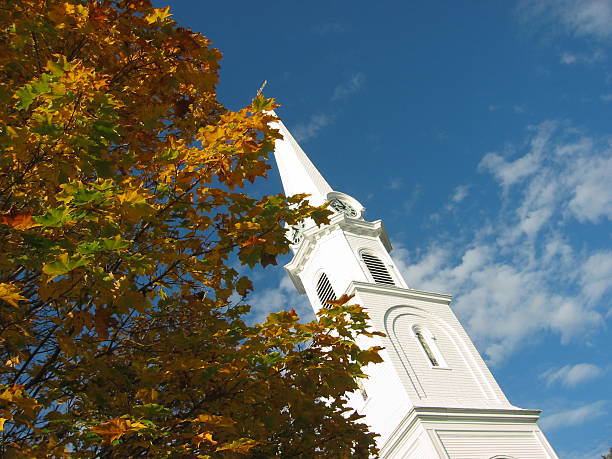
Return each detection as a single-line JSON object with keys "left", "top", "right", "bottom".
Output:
{"left": 272, "top": 119, "right": 558, "bottom": 458}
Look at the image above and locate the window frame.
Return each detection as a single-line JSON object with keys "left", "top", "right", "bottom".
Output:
{"left": 315, "top": 272, "right": 336, "bottom": 308}
{"left": 359, "top": 250, "right": 396, "bottom": 286}
{"left": 412, "top": 325, "right": 448, "bottom": 369}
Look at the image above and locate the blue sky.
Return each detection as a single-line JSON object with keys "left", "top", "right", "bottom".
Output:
{"left": 162, "top": 1, "right": 611, "bottom": 457}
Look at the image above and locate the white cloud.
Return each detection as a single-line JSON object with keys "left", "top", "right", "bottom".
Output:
{"left": 560, "top": 49, "right": 606, "bottom": 64}
{"left": 541, "top": 363, "right": 603, "bottom": 387}
{"left": 451, "top": 185, "right": 470, "bottom": 203}
{"left": 601, "top": 93, "right": 612, "bottom": 102}
{"left": 566, "top": 155, "right": 612, "bottom": 222}
{"left": 387, "top": 178, "right": 403, "bottom": 190}
{"left": 331, "top": 73, "right": 366, "bottom": 101}
{"left": 248, "top": 274, "right": 314, "bottom": 324}
{"left": 539, "top": 400, "right": 608, "bottom": 431}
{"left": 520, "top": 0, "right": 612, "bottom": 40}
{"left": 293, "top": 113, "right": 335, "bottom": 142}
{"left": 291, "top": 73, "right": 365, "bottom": 142}
{"left": 479, "top": 121, "right": 555, "bottom": 188}
{"left": 560, "top": 52, "right": 577, "bottom": 64}
{"left": 395, "top": 121, "right": 612, "bottom": 364}
{"left": 580, "top": 251, "right": 612, "bottom": 303}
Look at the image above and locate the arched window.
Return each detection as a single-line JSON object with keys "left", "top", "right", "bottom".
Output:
{"left": 412, "top": 326, "right": 447, "bottom": 368}
{"left": 316, "top": 273, "right": 336, "bottom": 308}
{"left": 361, "top": 252, "right": 395, "bottom": 285}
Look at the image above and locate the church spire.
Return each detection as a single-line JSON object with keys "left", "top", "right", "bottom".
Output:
{"left": 270, "top": 114, "right": 332, "bottom": 207}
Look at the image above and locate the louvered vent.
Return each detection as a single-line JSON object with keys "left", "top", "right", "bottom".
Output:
{"left": 361, "top": 253, "right": 395, "bottom": 285}
{"left": 316, "top": 273, "right": 336, "bottom": 308}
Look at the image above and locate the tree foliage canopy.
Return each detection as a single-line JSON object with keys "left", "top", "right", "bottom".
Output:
{"left": 0, "top": 0, "right": 382, "bottom": 456}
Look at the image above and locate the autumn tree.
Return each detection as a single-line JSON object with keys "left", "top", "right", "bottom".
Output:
{"left": 0, "top": 1, "right": 382, "bottom": 457}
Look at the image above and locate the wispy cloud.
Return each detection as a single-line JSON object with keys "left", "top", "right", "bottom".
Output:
{"left": 394, "top": 121, "right": 612, "bottom": 364}
{"left": 387, "top": 178, "right": 403, "bottom": 190}
{"left": 331, "top": 73, "right": 366, "bottom": 101}
{"left": 451, "top": 185, "right": 470, "bottom": 204}
{"left": 520, "top": 0, "right": 612, "bottom": 41}
{"left": 402, "top": 184, "right": 422, "bottom": 214}
{"left": 293, "top": 113, "right": 335, "bottom": 142}
{"left": 560, "top": 49, "right": 606, "bottom": 65}
{"left": 540, "top": 400, "right": 608, "bottom": 431}
{"left": 289, "top": 73, "right": 365, "bottom": 142}
{"left": 248, "top": 274, "right": 313, "bottom": 324}
{"left": 541, "top": 363, "right": 603, "bottom": 387}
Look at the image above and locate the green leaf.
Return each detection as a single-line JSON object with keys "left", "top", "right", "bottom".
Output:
{"left": 78, "top": 236, "right": 130, "bottom": 255}
{"left": 156, "top": 149, "right": 180, "bottom": 162}
{"left": 133, "top": 404, "right": 170, "bottom": 418}
{"left": 252, "top": 94, "right": 274, "bottom": 112}
{"left": 15, "top": 85, "right": 35, "bottom": 110}
{"left": 261, "top": 351, "right": 283, "bottom": 366}
{"left": 42, "top": 253, "right": 91, "bottom": 278}
{"left": 33, "top": 207, "right": 77, "bottom": 228}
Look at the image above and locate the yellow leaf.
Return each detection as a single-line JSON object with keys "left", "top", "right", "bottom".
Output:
{"left": 0, "top": 418, "right": 5, "bottom": 431}
{"left": 193, "top": 431, "right": 217, "bottom": 447}
{"left": 144, "top": 6, "right": 172, "bottom": 24}
{"left": 91, "top": 417, "right": 147, "bottom": 443}
{"left": 216, "top": 438, "right": 259, "bottom": 454}
{"left": 0, "top": 385, "right": 24, "bottom": 402}
{"left": 117, "top": 189, "right": 148, "bottom": 205}
{"left": 0, "top": 283, "right": 28, "bottom": 307}
{"left": 194, "top": 414, "right": 235, "bottom": 427}
{"left": 5, "top": 355, "right": 21, "bottom": 367}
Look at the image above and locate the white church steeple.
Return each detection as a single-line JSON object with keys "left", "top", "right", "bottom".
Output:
{"left": 270, "top": 116, "right": 332, "bottom": 207}
{"left": 271, "top": 113, "right": 559, "bottom": 459}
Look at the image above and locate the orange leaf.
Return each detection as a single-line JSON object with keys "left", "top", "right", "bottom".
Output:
{"left": 325, "top": 293, "right": 355, "bottom": 307}
{"left": 241, "top": 236, "right": 266, "bottom": 247}
{"left": 1, "top": 213, "right": 40, "bottom": 230}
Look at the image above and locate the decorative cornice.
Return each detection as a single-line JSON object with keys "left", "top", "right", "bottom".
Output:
{"left": 381, "top": 406, "right": 542, "bottom": 458}
{"left": 346, "top": 281, "right": 453, "bottom": 305}
{"left": 284, "top": 217, "right": 392, "bottom": 293}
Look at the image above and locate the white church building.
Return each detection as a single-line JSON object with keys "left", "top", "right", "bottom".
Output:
{"left": 271, "top": 115, "right": 559, "bottom": 459}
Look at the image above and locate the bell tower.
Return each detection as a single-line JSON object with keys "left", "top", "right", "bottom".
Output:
{"left": 271, "top": 115, "right": 559, "bottom": 458}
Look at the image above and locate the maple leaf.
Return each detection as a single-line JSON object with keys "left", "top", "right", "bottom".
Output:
{"left": 144, "top": 6, "right": 172, "bottom": 24}
{"left": 241, "top": 235, "right": 266, "bottom": 247}
{"left": 4, "top": 356, "right": 21, "bottom": 367}
{"left": 216, "top": 438, "right": 259, "bottom": 454}
{"left": 0, "top": 1, "right": 380, "bottom": 456}
{"left": 1, "top": 213, "right": 40, "bottom": 230}
{"left": 91, "top": 418, "right": 147, "bottom": 443}
{"left": 194, "top": 414, "right": 236, "bottom": 427}
{"left": 193, "top": 431, "right": 217, "bottom": 447}
{"left": 325, "top": 293, "right": 355, "bottom": 307}
{"left": 0, "top": 283, "right": 28, "bottom": 307}
{"left": 42, "top": 253, "right": 91, "bottom": 279}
